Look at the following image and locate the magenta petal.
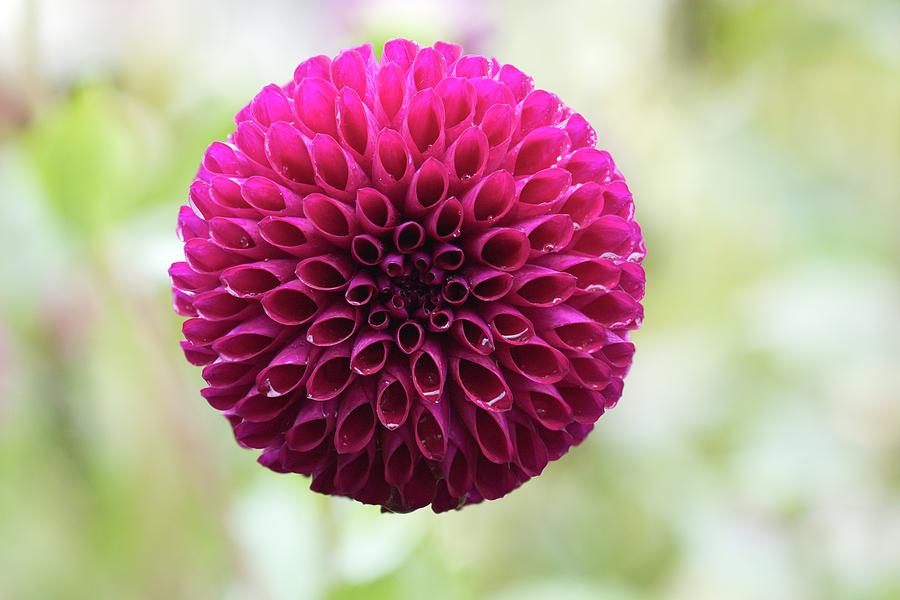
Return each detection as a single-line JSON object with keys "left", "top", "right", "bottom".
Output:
{"left": 372, "top": 128, "right": 413, "bottom": 200}
{"left": 334, "top": 381, "right": 376, "bottom": 454}
{"left": 395, "top": 319, "right": 425, "bottom": 355}
{"left": 450, "top": 350, "right": 512, "bottom": 412}
{"left": 177, "top": 205, "right": 209, "bottom": 241}
{"left": 451, "top": 308, "right": 494, "bottom": 355}
{"left": 212, "top": 314, "right": 283, "bottom": 361}
{"left": 509, "top": 126, "right": 571, "bottom": 176}
{"left": 413, "top": 401, "right": 449, "bottom": 461}
{"left": 481, "top": 303, "right": 535, "bottom": 346}
{"left": 310, "top": 134, "right": 368, "bottom": 201}
{"left": 265, "top": 121, "right": 318, "bottom": 190}
{"left": 261, "top": 279, "right": 325, "bottom": 326}
{"left": 410, "top": 339, "right": 446, "bottom": 402}
{"left": 464, "top": 266, "right": 513, "bottom": 302}
{"left": 426, "top": 197, "right": 463, "bottom": 241}
{"left": 355, "top": 187, "right": 398, "bottom": 236}
{"left": 306, "top": 303, "right": 360, "bottom": 347}
{"left": 404, "top": 89, "right": 445, "bottom": 163}
{"left": 287, "top": 399, "right": 336, "bottom": 452}
{"left": 192, "top": 288, "right": 254, "bottom": 321}
{"left": 305, "top": 343, "right": 355, "bottom": 401}
{"left": 293, "top": 77, "right": 338, "bottom": 138}
{"left": 376, "top": 363, "right": 414, "bottom": 429}
{"left": 454, "top": 395, "right": 514, "bottom": 464}
{"left": 496, "top": 337, "right": 570, "bottom": 384}
{"left": 506, "top": 265, "right": 577, "bottom": 308}
{"left": 350, "top": 329, "right": 391, "bottom": 375}
{"left": 464, "top": 227, "right": 529, "bottom": 272}
{"left": 405, "top": 157, "right": 449, "bottom": 217}
{"left": 221, "top": 259, "right": 296, "bottom": 298}
{"left": 460, "top": 170, "right": 515, "bottom": 228}
{"left": 302, "top": 192, "right": 357, "bottom": 247}
{"left": 296, "top": 253, "right": 356, "bottom": 292}
{"left": 257, "top": 337, "right": 319, "bottom": 397}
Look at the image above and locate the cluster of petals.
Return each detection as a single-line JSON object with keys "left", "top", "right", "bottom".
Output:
{"left": 170, "top": 39, "right": 645, "bottom": 512}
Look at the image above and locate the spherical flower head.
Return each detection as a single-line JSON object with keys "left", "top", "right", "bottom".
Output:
{"left": 170, "top": 39, "right": 645, "bottom": 513}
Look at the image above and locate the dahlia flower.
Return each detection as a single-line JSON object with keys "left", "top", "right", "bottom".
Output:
{"left": 170, "top": 39, "right": 645, "bottom": 512}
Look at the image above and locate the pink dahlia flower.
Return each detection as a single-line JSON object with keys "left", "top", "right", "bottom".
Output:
{"left": 170, "top": 39, "right": 645, "bottom": 513}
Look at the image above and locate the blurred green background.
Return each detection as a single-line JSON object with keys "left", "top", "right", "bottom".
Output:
{"left": 1, "top": 0, "right": 898, "bottom": 598}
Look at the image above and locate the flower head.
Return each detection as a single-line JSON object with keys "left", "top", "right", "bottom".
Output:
{"left": 171, "top": 39, "right": 645, "bottom": 512}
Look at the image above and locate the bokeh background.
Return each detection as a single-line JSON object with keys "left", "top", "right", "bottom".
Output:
{"left": 1, "top": 0, "right": 899, "bottom": 598}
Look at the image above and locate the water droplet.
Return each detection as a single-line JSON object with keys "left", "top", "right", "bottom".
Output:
{"left": 238, "top": 236, "right": 251, "bottom": 249}
{"left": 543, "top": 243, "right": 556, "bottom": 253}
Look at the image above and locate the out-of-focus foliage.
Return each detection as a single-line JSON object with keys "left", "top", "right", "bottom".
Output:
{"left": 0, "top": 0, "right": 898, "bottom": 599}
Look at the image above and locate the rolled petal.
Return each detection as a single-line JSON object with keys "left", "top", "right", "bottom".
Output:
{"left": 293, "top": 77, "right": 338, "bottom": 138}
{"left": 348, "top": 233, "right": 383, "bottom": 266}
{"left": 334, "top": 381, "right": 376, "bottom": 454}
{"left": 212, "top": 314, "right": 284, "bottom": 361}
{"left": 306, "top": 302, "right": 361, "bottom": 347}
{"left": 527, "top": 304, "right": 610, "bottom": 353}
{"left": 392, "top": 221, "right": 426, "bottom": 254}
{"left": 508, "top": 126, "right": 570, "bottom": 176}
{"left": 376, "top": 362, "right": 414, "bottom": 429}
{"left": 208, "top": 217, "right": 272, "bottom": 259}
{"left": 405, "top": 157, "right": 449, "bottom": 216}
{"left": 354, "top": 187, "right": 398, "bottom": 236}
{"left": 464, "top": 227, "right": 529, "bottom": 272}
{"left": 497, "top": 64, "right": 534, "bottom": 103}
{"left": 517, "top": 90, "right": 563, "bottom": 139}
{"left": 432, "top": 243, "right": 465, "bottom": 271}
{"left": 233, "top": 386, "right": 298, "bottom": 423}
{"left": 381, "top": 424, "right": 416, "bottom": 487}
{"left": 257, "top": 216, "right": 331, "bottom": 257}
{"left": 563, "top": 147, "right": 616, "bottom": 185}
{"left": 221, "top": 259, "right": 296, "bottom": 298}
{"left": 287, "top": 399, "right": 337, "bottom": 452}
{"left": 516, "top": 213, "right": 575, "bottom": 257}
{"left": 534, "top": 254, "right": 621, "bottom": 295}
{"left": 257, "top": 336, "right": 319, "bottom": 397}
{"left": 480, "top": 303, "right": 534, "bottom": 345}
{"left": 411, "top": 46, "right": 446, "bottom": 92}
{"left": 170, "top": 261, "right": 219, "bottom": 294}
{"left": 425, "top": 197, "right": 463, "bottom": 241}
{"left": 344, "top": 270, "right": 376, "bottom": 306}
{"left": 454, "top": 394, "right": 514, "bottom": 464}
{"left": 570, "top": 290, "right": 643, "bottom": 329}
{"left": 427, "top": 307, "right": 454, "bottom": 332}
{"left": 460, "top": 167, "right": 515, "bottom": 229}
{"left": 451, "top": 308, "right": 494, "bottom": 355}
{"left": 446, "top": 126, "right": 489, "bottom": 193}
{"left": 375, "top": 61, "right": 406, "bottom": 127}
{"left": 295, "top": 253, "right": 356, "bottom": 292}
{"left": 435, "top": 77, "right": 475, "bottom": 141}
{"left": 350, "top": 329, "right": 392, "bottom": 375}
{"left": 337, "top": 87, "right": 376, "bottom": 165}
{"left": 372, "top": 128, "right": 414, "bottom": 200}
{"left": 241, "top": 176, "right": 303, "bottom": 215}
{"left": 506, "top": 265, "right": 577, "bottom": 308}
{"left": 367, "top": 303, "right": 390, "bottom": 330}
{"left": 334, "top": 445, "right": 377, "bottom": 496}
{"left": 509, "top": 415, "right": 549, "bottom": 477}
{"left": 507, "top": 375, "right": 573, "bottom": 431}
{"left": 305, "top": 342, "right": 356, "bottom": 401}
{"left": 570, "top": 214, "right": 637, "bottom": 257}
{"left": 441, "top": 276, "right": 470, "bottom": 306}
{"left": 450, "top": 350, "right": 512, "bottom": 412}
{"left": 558, "top": 182, "right": 605, "bottom": 230}
{"left": 184, "top": 237, "right": 243, "bottom": 274}
{"left": 508, "top": 167, "right": 572, "bottom": 220}
{"left": 413, "top": 401, "right": 449, "bottom": 461}
{"left": 496, "top": 337, "right": 570, "bottom": 384}
{"left": 192, "top": 288, "right": 256, "bottom": 321}
{"left": 564, "top": 351, "right": 612, "bottom": 391}
{"left": 177, "top": 205, "right": 209, "bottom": 241}
{"left": 480, "top": 103, "right": 516, "bottom": 172}
{"left": 403, "top": 89, "right": 445, "bottom": 164}
{"left": 395, "top": 319, "right": 425, "bottom": 355}
{"left": 310, "top": 134, "right": 368, "bottom": 201}
{"left": 465, "top": 266, "right": 513, "bottom": 301}
{"left": 265, "top": 121, "right": 319, "bottom": 192}
{"left": 410, "top": 338, "right": 446, "bottom": 402}
{"left": 261, "top": 279, "right": 325, "bottom": 325}
{"left": 302, "top": 192, "right": 358, "bottom": 248}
